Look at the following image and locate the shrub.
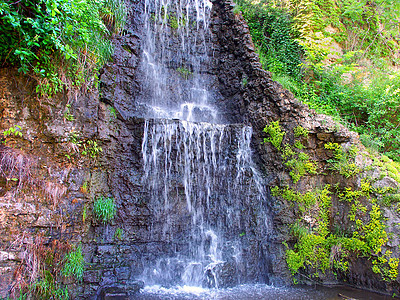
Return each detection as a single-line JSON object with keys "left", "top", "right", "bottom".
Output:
{"left": 0, "top": 0, "right": 127, "bottom": 96}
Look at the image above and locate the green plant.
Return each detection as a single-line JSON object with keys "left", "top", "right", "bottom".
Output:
{"left": 0, "top": 0, "right": 127, "bottom": 97}
{"left": 101, "top": 0, "right": 127, "bottom": 34}
{"left": 3, "top": 125, "right": 22, "bottom": 139}
{"left": 108, "top": 106, "right": 117, "bottom": 120}
{"left": 82, "top": 204, "right": 87, "bottom": 223}
{"left": 277, "top": 182, "right": 400, "bottom": 282}
{"left": 93, "top": 196, "right": 116, "bottom": 223}
{"left": 64, "top": 104, "right": 74, "bottom": 121}
{"left": 233, "top": 4, "right": 241, "bottom": 15}
{"left": 263, "top": 120, "right": 285, "bottom": 150}
{"left": 236, "top": 0, "right": 304, "bottom": 79}
{"left": 169, "top": 14, "right": 186, "bottom": 29}
{"left": 241, "top": 76, "right": 248, "bottom": 87}
{"left": 62, "top": 245, "right": 85, "bottom": 282}
{"left": 81, "top": 140, "right": 103, "bottom": 158}
{"left": 68, "top": 130, "right": 81, "bottom": 146}
{"left": 294, "top": 126, "right": 309, "bottom": 138}
{"left": 81, "top": 181, "right": 88, "bottom": 194}
{"left": 13, "top": 236, "right": 71, "bottom": 299}
{"left": 32, "top": 273, "right": 69, "bottom": 300}
{"left": 325, "top": 142, "right": 360, "bottom": 178}
{"left": 114, "top": 227, "right": 123, "bottom": 240}
{"left": 176, "top": 66, "right": 192, "bottom": 79}
{"left": 237, "top": 0, "right": 400, "bottom": 162}
{"left": 294, "top": 140, "right": 305, "bottom": 149}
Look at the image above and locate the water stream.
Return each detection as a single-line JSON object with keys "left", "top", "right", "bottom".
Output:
{"left": 136, "top": 0, "right": 273, "bottom": 291}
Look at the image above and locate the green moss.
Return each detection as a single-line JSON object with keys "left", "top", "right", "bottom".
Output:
{"left": 169, "top": 14, "right": 187, "bottom": 29}
{"left": 294, "top": 126, "right": 309, "bottom": 138}
{"left": 176, "top": 66, "right": 192, "bottom": 79}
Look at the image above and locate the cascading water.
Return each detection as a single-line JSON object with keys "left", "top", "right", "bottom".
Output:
{"left": 137, "top": 0, "right": 273, "bottom": 291}
{"left": 137, "top": 0, "right": 218, "bottom": 122}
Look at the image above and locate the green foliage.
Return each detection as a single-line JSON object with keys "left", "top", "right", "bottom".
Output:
{"left": 67, "top": 130, "right": 102, "bottom": 159}
{"left": 236, "top": 0, "right": 303, "bottom": 79}
{"left": 82, "top": 204, "right": 87, "bottom": 223}
{"left": 2, "top": 125, "right": 22, "bottom": 139}
{"left": 372, "top": 154, "right": 400, "bottom": 184}
{"left": 294, "top": 126, "right": 309, "bottom": 138}
{"left": 280, "top": 186, "right": 332, "bottom": 276}
{"left": 64, "top": 104, "right": 74, "bottom": 121}
{"left": 263, "top": 120, "right": 285, "bottom": 150}
{"left": 277, "top": 182, "right": 399, "bottom": 282}
{"left": 264, "top": 123, "right": 317, "bottom": 183}
{"left": 81, "top": 140, "right": 103, "bottom": 158}
{"left": 93, "top": 196, "right": 116, "bottom": 223}
{"left": 312, "top": 67, "right": 400, "bottom": 162}
{"left": 114, "top": 227, "right": 123, "bottom": 240}
{"left": 31, "top": 272, "right": 69, "bottom": 300}
{"left": 169, "top": 14, "right": 186, "bottom": 29}
{"left": 285, "top": 151, "right": 317, "bottom": 183}
{"left": 324, "top": 142, "right": 360, "bottom": 178}
{"left": 266, "top": 120, "right": 399, "bottom": 282}
{"left": 108, "top": 106, "right": 117, "bottom": 120}
{"left": 62, "top": 245, "right": 84, "bottom": 281}
{"left": 238, "top": 0, "right": 400, "bottom": 162}
{"left": 0, "top": 0, "right": 126, "bottom": 96}
{"left": 176, "top": 66, "right": 192, "bottom": 79}
{"left": 294, "top": 140, "right": 305, "bottom": 150}
{"left": 241, "top": 76, "right": 248, "bottom": 87}
{"left": 101, "top": 0, "right": 127, "bottom": 34}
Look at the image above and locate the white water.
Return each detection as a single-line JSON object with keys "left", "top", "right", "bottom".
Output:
{"left": 138, "top": 0, "right": 272, "bottom": 290}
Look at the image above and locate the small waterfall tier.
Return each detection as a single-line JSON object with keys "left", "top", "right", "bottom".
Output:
{"left": 139, "top": 119, "right": 273, "bottom": 287}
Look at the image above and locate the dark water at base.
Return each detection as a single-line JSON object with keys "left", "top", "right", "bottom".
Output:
{"left": 135, "top": 284, "right": 396, "bottom": 300}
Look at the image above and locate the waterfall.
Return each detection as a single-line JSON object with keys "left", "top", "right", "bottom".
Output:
{"left": 137, "top": 0, "right": 273, "bottom": 289}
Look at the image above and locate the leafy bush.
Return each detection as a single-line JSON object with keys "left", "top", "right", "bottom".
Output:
{"left": 93, "top": 196, "right": 116, "bottom": 223}
{"left": 0, "top": 0, "right": 126, "bottom": 96}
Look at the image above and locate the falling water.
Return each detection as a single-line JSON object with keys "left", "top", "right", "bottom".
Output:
{"left": 141, "top": 119, "right": 271, "bottom": 287}
{"left": 137, "top": 0, "right": 273, "bottom": 290}
{"left": 137, "top": 0, "right": 218, "bottom": 122}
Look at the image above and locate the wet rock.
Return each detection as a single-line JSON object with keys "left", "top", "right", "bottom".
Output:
{"left": 96, "top": 282, "right": 144, "bottom": 300}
